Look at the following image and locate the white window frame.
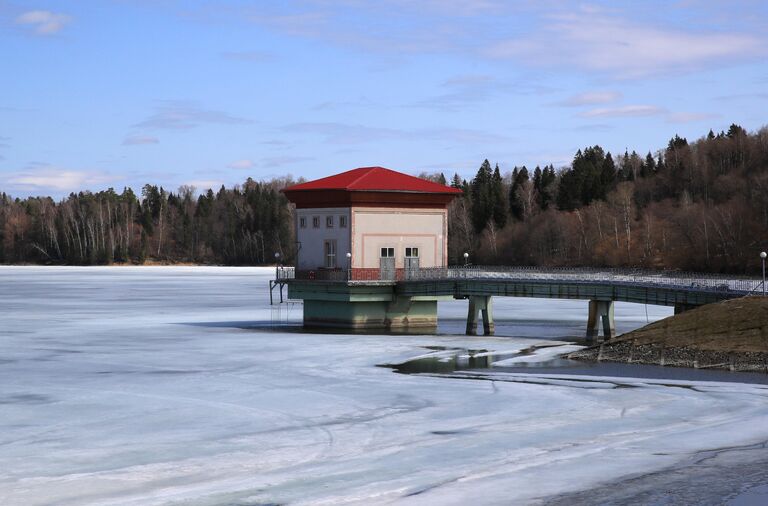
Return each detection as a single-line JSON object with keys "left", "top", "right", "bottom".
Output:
{"left": 380, "top": 247, "right": 395, "bottom": 258}
{"left": 312, "top": 216, "right": 320, "bottom": 228}
{"left": 326, "top": 216, "right": 334, "bottom": 228}
{"left": 299, "top": 217, "right": 306, "bottom": 228}
{"left": 339, "top": 215, "right": 347, "bottom": 228}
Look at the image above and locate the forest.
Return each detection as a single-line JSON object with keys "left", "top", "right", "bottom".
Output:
{"left": 2, "top": 123, "right": 767, "bottom": 274}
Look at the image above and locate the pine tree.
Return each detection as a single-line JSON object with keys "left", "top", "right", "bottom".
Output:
{"left": 491, "top": 164, "right": 507, "bottom": 228}
{"left": 538, "top": 165, "right": 556, "bottom": 210}
{"left": 599, "top": 152, "right": 617, "bottom": 197}
{"left": 641, "top": 151, "right": 656, "bottom": 177}
{"left": 532, "top": 166, "right": 542, "bottom": 194}
{"left": 509, "top": 166, "right": 530, "bottom": 220}
{"left": 470, "top": 160, "right": 494, "bottom": 232}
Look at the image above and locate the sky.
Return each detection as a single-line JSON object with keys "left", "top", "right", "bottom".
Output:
{"left": 1, "top": 0, "right": 767, "bottom": 199}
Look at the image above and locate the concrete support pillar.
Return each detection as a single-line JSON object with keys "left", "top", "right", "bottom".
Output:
{"left": 466, "top": 296, "right": 494, "bottom": 336}
{"left": 674, "top": 304, "right": 694, "bottom": 315}
{"left": 586, "top": 300, "right": 615, "bottom": 342}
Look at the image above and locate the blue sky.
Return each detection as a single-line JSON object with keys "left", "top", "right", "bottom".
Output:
{"left": 1, "top": 0, "right": 767, "bottom": 198}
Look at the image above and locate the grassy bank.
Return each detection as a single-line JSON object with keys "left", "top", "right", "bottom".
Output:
{"left": 569, "top": 297, "right": 768, "bottom": 372}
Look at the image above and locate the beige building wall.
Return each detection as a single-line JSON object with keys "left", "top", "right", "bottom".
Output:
{"left": 351, "top": 207, "right": 447, "bottom": 269}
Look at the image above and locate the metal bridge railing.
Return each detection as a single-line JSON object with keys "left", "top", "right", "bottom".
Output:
{"left": 276, "top": 266, "right": 295, "bottom": 280}
{"left": 281, "top": 265, "right": 762, "bottom": 294}
{"left": 405, "top": 265, "right": 761, "bottom": 294}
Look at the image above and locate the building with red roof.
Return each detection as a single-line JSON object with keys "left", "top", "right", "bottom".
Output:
{"left": 281, "top": 166, "right": 460, "bottom": 331}
{"left": 283, "top": 167, "right": 461, "bottom": 279}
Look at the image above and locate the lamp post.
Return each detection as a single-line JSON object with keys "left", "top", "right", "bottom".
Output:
{"left": 463, "top": 252, "right": 469, "bottom": 266}
{"left": 761, "top": 252, "right": 767, "bottom": 296}
{"left": 346, "top": 252, "right": 352, "bottom": 281}
{"left": 274, "top": 252, "right": 281, "bottom": 280}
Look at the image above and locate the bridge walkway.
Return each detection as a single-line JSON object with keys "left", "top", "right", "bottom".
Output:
{"left": 281, "top": 266, "right": 762, "bottom": 340}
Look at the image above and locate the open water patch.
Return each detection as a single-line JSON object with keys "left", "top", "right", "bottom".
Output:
{"left": 381, "top": 344, "right": 768, "bottom": 385}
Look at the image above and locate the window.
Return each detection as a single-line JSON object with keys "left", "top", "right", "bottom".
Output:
{"left": 312, "top": 216, "right": 320, "bottom": 228}
{"left": 339, "top": 216, "right": 347, "bottom": 228}
{"left": 326, "top": 216, "right": 334, "bottom": 228}
{"left": 324, "top": 240, "right": 337, "bottom": 268}
{"left": 380, "top": 247, "right": 395, "bottom": 258}
{"left": 299, "top": 217, "right": 306, "bottom": 228}
{"left": 405, "top": 247, "right": 419, "bottom": 257}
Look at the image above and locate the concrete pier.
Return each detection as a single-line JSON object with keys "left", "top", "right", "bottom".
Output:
{"left": 466, "top": 295, "right": 494, "bottom": 336}
{"left": 587, "top": 300, "right": 615, "bottom": 341}
{"left": 674, "top": 303, "right": 696, "bottom": 315}
{"left": 289, "top": 280, "right": 445, "bottom": 332}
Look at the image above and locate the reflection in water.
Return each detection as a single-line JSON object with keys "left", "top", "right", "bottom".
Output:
{"left": 382, "top": 346, "right": 768, "bottom": 385}
{"left": 382, "top": 346, "right": 547, "bottom": 374}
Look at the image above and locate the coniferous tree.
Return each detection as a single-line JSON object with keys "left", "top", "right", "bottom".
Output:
{"left": 599, "top": 152, "right": 617, "bottom": 198}
{"left": 532, "top": 166, "right": 542, "bottom": 195}
{"left": 641, "top": 152, "right": 656, "bottom": 178}
{"left": 509, "top": 166, "right": 530, "bottom": 220}
{"left": 470, "top": 159, "right": 494, "bottom": 232}
{"left": 537, "top": 165, "right": 556, "bottom": 210}
{"left": 491, "top": 164, "right": 507, "bottom": 228}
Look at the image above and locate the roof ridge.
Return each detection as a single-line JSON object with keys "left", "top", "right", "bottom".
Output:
{"left": 350, "top": 166, "right": 383, "bottom": 188}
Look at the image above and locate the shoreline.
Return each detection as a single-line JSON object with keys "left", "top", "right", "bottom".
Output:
{"left": 569, "top": 297, "right": 768, "bottom": 374}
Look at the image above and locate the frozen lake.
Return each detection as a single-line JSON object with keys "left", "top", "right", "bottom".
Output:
{"left": 1, "top": 266, "right": 768, "bottom": 505}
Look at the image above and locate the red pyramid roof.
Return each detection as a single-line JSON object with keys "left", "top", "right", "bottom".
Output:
{"left": 283, "top": 166, "right": 462, "bottom": 194}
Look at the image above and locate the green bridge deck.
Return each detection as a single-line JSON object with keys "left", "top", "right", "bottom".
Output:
{"left": 282, "top": 267, "right": 761, "bottom": 339}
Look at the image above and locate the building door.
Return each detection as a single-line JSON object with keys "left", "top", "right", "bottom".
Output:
{"left": 324, "top": 240, "right": 337, "bottom": 268}
{"left": 380, "top": 247, "right": 395, "bottom": 280}
{"left": 404, "top": 247, "right": 420, "bottom": 279}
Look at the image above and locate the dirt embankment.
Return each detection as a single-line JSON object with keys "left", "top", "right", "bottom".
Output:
{"left": 569, "top": 296, "right": 768, "bottom": 372}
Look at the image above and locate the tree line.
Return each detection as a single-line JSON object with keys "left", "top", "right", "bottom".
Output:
{"left": 0, "top": 178, "right": 294, "bottom": 265}
{"left": 2, "top": 123, "right": 768, "bottom": 273}
{"left": 442, "top": 124, "right": 768, "bottom": 274}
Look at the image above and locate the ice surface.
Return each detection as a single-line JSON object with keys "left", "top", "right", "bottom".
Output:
{"left": 1, "top": 266, "right": 767, "bottom": 505}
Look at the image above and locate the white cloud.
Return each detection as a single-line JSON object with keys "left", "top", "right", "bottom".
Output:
{"left": 557, "top": 91, "right": 622, "bottom": 107}
{"left": 228, "top": 159, "right": 255, "bottom": 169}
{"left": 579, "top": 105, "right": 665, "bottom": 118}
{"left": 135, "top": 100, "right": 251, "bottom": 130}
{"left": 122, "top": 134, "right": 159, "bottom": 146}
{"left": 485, "top": 9, "right": 765, "bottom": 77}
{"left": 15, "top": 10, "right": 71, "bottom": 35}
{"left": 184, "top": 180, "right": 224, "bottom": 192}
{"left": 7, "top": 166, "right": 113, "bottom": 194}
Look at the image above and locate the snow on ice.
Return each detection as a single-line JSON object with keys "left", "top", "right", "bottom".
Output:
{"left": 1, "top": 266, "right": 767, "bottom": 505}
